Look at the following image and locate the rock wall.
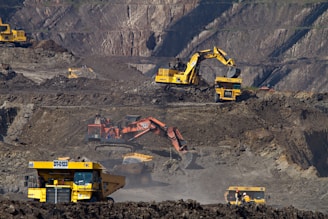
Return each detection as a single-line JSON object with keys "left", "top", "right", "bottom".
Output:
{"left": 13, "top": 0, "right": 198, "bottom": 56}
{"left": 4, "top": 0, "right": 328, "bottom": 91}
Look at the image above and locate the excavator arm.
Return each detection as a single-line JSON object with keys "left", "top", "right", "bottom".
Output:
{"left": 203, "top": 46, "right": 236, "bottom": 67}
{"left": 122, "top": 117, "right": 188, "bottom": 152}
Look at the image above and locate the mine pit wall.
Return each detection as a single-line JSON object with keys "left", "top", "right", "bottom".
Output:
{"left": 0, "top": 103, "right": 34, "bottom": 145}
{"left": 0, "top": 107, "right": 18, "bottom": 142}
{"left": 305, "top": 131, "right": 328, "bottom": 177}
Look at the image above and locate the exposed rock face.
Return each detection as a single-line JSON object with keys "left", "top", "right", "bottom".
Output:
{"left": 15, "top": 0, "right": 198, "bottom": 56}
{"left": 7, "top": 0, "right": 328, "bottom": 91}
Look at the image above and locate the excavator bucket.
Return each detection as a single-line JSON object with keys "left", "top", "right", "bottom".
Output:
{"left": 180, "top": 151, "right": 197, "bottom": 169}
{"left": 226, "top": 67, "right": 241, "bottom": 78}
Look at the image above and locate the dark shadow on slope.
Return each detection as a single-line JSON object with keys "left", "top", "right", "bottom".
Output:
{"left": 253, "top": 67, "right": 292, "bottom": 89}
{"left": 0, "top": 0, "right": 25, "bottom": 19}
{"left": 0, "top": 107, "right": 18, "bottom": 141}
{"left": 257, "top": 3, "right": 328, "bottom": 89}
{"left": 153, "top": 0, "right": 233, "bottom": 57}
{"left": 252, "top": 66, "right": 279, "bottom": 87}
{"left": 305, "top": 131, "right": 328, "bottom": 177}
{"left": 269, "top": 3, "right": 328, "bottom": 58}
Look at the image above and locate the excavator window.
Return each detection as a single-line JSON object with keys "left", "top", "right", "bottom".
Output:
{"left": 0, "top": 26, "right": 7, "bottom": 32}
{"left": 88, "top": 126, "right": 102, "bottom": 135}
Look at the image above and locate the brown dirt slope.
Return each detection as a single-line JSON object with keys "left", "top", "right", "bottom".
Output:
{"left": 0, "top": 45, "right": 328, "bottom": 217}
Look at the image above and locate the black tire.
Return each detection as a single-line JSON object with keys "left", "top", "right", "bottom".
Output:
{"left": 107, "top": 197, "right": 114, "bottom": 205}
{"left": 214, "top": 93, "right": 220, "bottom": 103}
{"left": 90, "top": 195, "right": 98, "bottom": 202}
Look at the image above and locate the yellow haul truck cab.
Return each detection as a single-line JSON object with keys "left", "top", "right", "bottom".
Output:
{"left": 224, "top": 186, "right": 266, "bottom": 205}
{"left": 24, "top": 159, "right": 125, "bottom": 203}
{"left": 214, "top": 76, "right": 242, "bottom": 102}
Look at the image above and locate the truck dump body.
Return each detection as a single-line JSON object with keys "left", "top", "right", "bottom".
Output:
{"left": 25, "top": 159, "right": 125, "bottom": 203}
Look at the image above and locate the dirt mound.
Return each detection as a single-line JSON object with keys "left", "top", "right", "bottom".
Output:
{"left": 31, "top": 40, "right": 68, "bottom": 53}
{"left": 1, "top": 200, "right": 326, "bottom": 219}
{"left": 0, "top": 72, "right": 36, "bottom": 88}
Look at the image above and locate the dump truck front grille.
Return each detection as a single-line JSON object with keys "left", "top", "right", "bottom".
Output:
{"left": 46, "top": 188, "right": 71, "bottom": 203}
{"left": 224, "top": 90, "right": 232, "bottom": 98}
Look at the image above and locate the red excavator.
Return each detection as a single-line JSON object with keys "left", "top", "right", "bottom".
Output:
{"left": 86, "top": 114, "right": 196, "bottom": 168}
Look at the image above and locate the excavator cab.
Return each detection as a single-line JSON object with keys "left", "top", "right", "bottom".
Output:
{"left": 0, "top": 25, "right": 8, "bottom": 32}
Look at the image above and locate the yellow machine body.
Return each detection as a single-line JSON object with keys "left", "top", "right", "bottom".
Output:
{"left": 25, "top": 159, "right": 125, "bottom": 203}
{"left": 0, "top": 18, "right": 27, "bottom": 44}
{"left": 214, "top": 76, "right": 242, "bottom": 102}
{"left": 224, "top": 186, "right": 266, "bottom": 205}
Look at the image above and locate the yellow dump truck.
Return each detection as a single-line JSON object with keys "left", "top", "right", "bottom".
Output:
{"left": 214, "top": 76, "right": 242, "bottom": 102}
{"left": 112, "top": 153, "right": 154, "bottom": 186}
{"left": 224, "top": 186, "right": 266, "bottom": 205}
{"left": 24, "top": 158, "right": 125, "bottom": 203}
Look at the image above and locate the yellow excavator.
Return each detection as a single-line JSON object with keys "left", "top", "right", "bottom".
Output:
{"left": 0, "top": 17, "right": 28, "bottom": 47}
{"left": 155, "top": 46, "right": 242, "bottom": 102}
